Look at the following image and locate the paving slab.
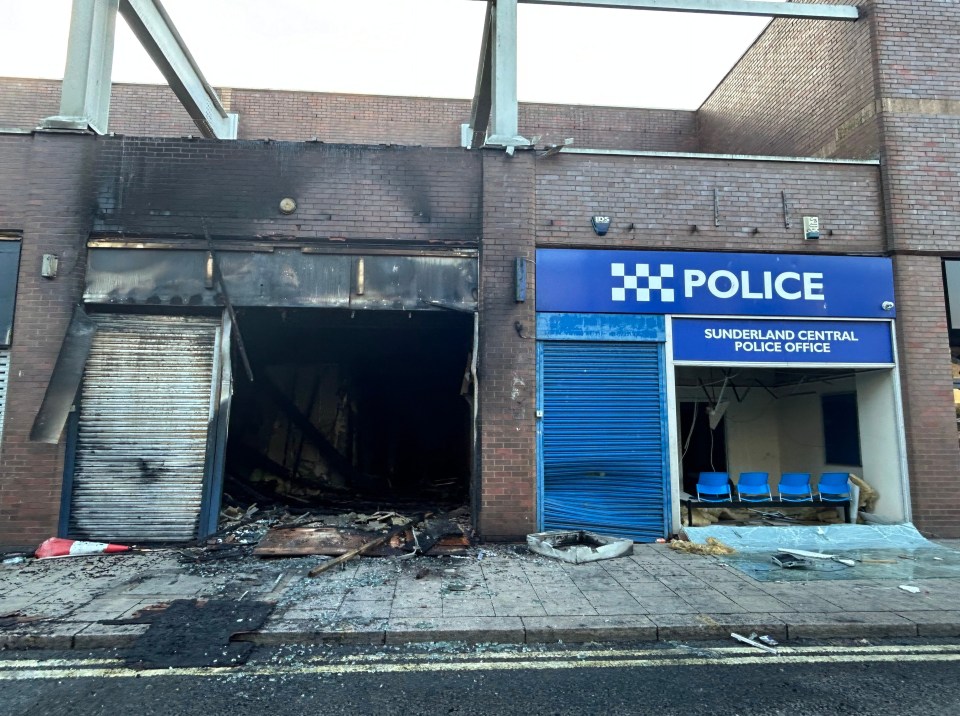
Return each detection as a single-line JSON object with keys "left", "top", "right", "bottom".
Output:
{"left": 523, "top": 615, "right": 657, "bottom": 643}
{"left": 73, "top": 623, "right": 149, "bottom": 649}
{"left": 652, "top": 613, "right": 788, "bottom": 641}
{"left": 779, "top": 611, "right": 919, "bottom": 639}
{"left": 385, "top": 617, "right": 525, "bottom": 645}
{"left": 249, "top": 619, "right": 385, "bottom": 646}
{"left": 897, "top": 611, "right": 960, "bottom": 637}
{"left": 0, "top": 622, "right": 87, "bottom": 650}
{"left": 4, "top": 542, "right": 960, "bottom": 650}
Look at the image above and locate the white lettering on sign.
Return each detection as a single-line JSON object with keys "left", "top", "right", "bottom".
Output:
{"left": 682, "top": 269, "right": 825, "bottom": 301}
{"left": 703, "top": 325, "right": 860, "bottom": 356}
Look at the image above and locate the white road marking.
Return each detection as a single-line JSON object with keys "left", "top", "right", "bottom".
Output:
{"left": 1, "top": 646, "right": 960, "bottom": 681}
{"left": 0, "top": 658, "right": 121, "bottom": 669}
{"left": 304, "top": 643, "right": 960, "bottom": 664}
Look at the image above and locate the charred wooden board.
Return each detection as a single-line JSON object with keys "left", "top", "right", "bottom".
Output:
{"left": 254, "top": 524, "right": 470, "bottom": 558}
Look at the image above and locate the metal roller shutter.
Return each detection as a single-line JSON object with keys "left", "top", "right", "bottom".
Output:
{"left": 539, "top": 342, "right": 668, "bottom": 542}
{"left": 68, "top": 314, "right": 222, "bottom": 542}
{"left": 0, "top": 350, "right": 9, "bottom": 454}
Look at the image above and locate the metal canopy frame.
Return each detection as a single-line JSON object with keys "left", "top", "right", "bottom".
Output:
{"left": 42, "top": 0, "right": 237, "bottom": 139}
{"left": 469, "top": 0, "right": 859, "bottom": 149}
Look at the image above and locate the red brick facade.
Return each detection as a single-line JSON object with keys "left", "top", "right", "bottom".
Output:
{"left": 699, "top": 0, "right": 877, "bottom": 159}
{"left": 3, "top": 0, "right": 960, "bottom": 543}
{"left": 478, "top": 153, "right": 538, "bottom": 539}
{"left": 0, "top": 134, "right": 97, "bottom": 547}
{"left": 696, "top": 0, "right": 960, "bottom": 536}
{"left": 0, "top": 78, "right": 698, "bottom": 152}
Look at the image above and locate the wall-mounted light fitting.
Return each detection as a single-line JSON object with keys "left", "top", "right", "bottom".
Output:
{"left": 279, "top": 197, "right": 297, "bottom": 214}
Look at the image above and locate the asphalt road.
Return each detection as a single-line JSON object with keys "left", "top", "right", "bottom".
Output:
{"left": 2, "top": 638, "right": 959, "bottom": 716}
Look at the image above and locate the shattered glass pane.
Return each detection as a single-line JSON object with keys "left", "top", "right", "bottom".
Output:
{"left": 683, "top": 523, "right": 960, "bottom": 581}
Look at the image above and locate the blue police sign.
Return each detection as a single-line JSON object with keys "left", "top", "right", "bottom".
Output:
{"left": 672, "top": 318, "right": 894, "bottom": 365}
{"left": 536, "top": 249, "right": 895, "bottom": 319}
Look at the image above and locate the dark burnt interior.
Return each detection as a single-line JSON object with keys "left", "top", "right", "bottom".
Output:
{"left": 225, "top": 307, "right": 474, "bottom": 509}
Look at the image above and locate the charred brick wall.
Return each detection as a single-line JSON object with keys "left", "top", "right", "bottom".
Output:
{"left": 477, "top": 152, "right": 537, "bottom": 540}
{"left": 698, "top": 0, "right": 878, "bottom": 159}
{"left": 0, "top": 78, "right": 698, "bottom": 151}
{"left": 0, "top": 134, "right": 482, "bottom": 547}
{"left": 92, "top": 138, "right": 482, "bottom": 243}
{"left": 535, "top": 154, "right": 885, "bottom": 254}
{"left": 0, "top": 134, "right": 97, "bottom": 547}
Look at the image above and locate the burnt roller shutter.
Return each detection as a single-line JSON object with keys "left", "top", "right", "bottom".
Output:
{"left": 68, "top": 314, "right": 222, "bottom": 542}
{"left": 539, "top": 342, "right": 667, "bottom": 542}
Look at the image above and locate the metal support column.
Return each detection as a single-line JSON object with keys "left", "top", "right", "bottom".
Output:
{"left": 41, "top": 0, "right": 119, "bottom": 134}
{"left": 484, "top": 0, "right": 528, "bottom": 148}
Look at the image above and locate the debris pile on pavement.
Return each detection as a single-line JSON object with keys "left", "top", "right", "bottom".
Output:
{"left": 210, "top": 505, "right": 472, "bottom": 565}
{"left": 668, "top": 537, "right": 735, "bottom": 556}
{"left": 526, "top": 530, "right": 633, "bottom": 564}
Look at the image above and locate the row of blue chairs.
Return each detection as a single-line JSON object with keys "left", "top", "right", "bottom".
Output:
{"left": 696, "top": 471, "right": 851, "bottom": 503}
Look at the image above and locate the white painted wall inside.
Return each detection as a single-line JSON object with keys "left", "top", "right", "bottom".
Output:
{"left": 856, "top": 370, "right": 908, "bottom": 522}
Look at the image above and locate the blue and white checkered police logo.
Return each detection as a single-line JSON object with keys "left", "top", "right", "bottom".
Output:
{"left": 611, "top": 263, "right": 675, "bottom": 302}
{"left": 611, "top": 262, "right": 828, "bottom": 304}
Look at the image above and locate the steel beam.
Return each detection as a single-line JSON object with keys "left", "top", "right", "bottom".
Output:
{"left": 485, "top": 0, "right": 529, "bottom": 148}
{"left": 42, "top": 0, "right": 119, "bottom": 133}
{"left": 119, "top": 0, "right": 238, "bottom": 138}
{"left": 468, "top": 2, "right": 494, "bottom": 149}
{"left": 513, "top": 0, "right": 858, "bottom": 21}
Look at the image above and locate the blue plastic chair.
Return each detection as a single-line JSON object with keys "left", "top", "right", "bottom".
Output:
{"left": 817, "top": 472, "right": 851, "bottom": 502}
{"left": 778, "top": 472, "right": 813, "bottom": 502}
{"left": 696, "top": 472, "right": 732, "bottom": 502}
{"left": 736, "top": 472, "right": 772, "bottom": 502}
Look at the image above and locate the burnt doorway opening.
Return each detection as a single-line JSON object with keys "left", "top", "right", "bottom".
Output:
{"left": 225, "top": 307, "right": 474, "bottom": 511}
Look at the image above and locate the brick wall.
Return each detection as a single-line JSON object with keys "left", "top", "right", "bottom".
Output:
{"left": 893, "top": 255, "right": 960, "bottom": 537}
{"left": 535, "top": 154, "right": 885, "bottom": 254}
{"left": 0, "top": 134, "right": 96, "bottom": 547}
{"left": 477, "top": 152, "right": 537, "bottom": 540}
{"left": 0, "top": 77, "right": 698, "bottom": 151}
{"left": 518, "top": 105, "right": 697, "bottom": 153}
{"left": 0, "top": 78, "right": 61, "bottom": 130}
{"left": 869, "top": 0, "right": 960, "bottom": 254}
{"left": 698, "top": 0, "right": 878, "bottom": 159}
{"left": 870, "top": 0, "right": 960, "bottom": 537}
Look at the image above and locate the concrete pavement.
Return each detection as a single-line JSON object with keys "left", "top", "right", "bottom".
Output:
{"left": 2, "top": 541, "right": 960, "bottom": 650}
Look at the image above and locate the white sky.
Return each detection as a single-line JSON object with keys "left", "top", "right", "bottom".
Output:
{"left": 0, "top": 0, "right": 779, "bottom": 110}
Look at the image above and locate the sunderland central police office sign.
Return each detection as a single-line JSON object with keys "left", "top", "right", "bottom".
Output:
{"left": 536, "top": 249, "right": 896, "bottom": 319}
{"left": 672, "top": 318, "right": 894, "bottom": 365}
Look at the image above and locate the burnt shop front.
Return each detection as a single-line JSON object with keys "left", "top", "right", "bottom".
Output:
{"left": 535, "top": 249, "right": 909, "bottom": 542}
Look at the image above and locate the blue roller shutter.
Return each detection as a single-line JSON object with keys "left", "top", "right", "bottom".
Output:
{"left": 538, "top": 341, "right": 667, "bottom": 542}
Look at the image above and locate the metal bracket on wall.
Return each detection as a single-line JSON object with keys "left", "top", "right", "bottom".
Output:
{"left": 782, "top": 191, "right": 791, "bottom": 229}
{"left": 714, "top": 188, "right": 721, "bottom": 227}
